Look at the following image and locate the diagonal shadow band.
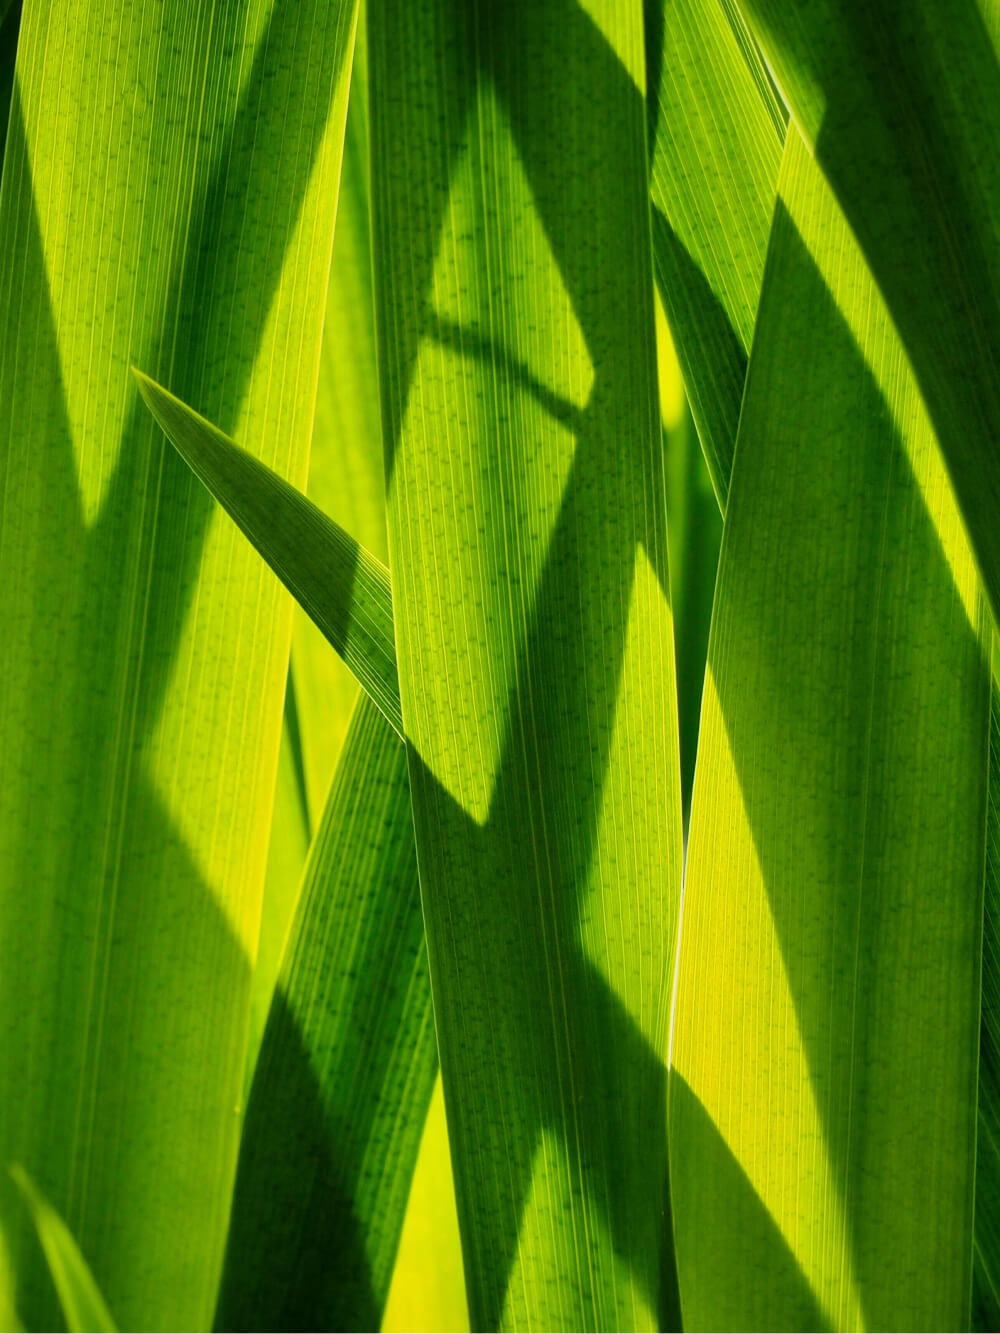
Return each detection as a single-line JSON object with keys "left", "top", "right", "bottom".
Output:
{"left": 673, "top": 171, "right": 989, "bottom": 1328}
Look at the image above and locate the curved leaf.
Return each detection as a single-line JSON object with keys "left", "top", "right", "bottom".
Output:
{"left": 645, "top": 0, "right": 783, "bottom": 503}
{"left": 10, "top": 1167, "right": 116, "bottom": 1334}
{"left": 216, "top": 697, "right": 432, "bottom": 1332}
{"left": 735, "top": 0, "right": 1000, "bottom": 626}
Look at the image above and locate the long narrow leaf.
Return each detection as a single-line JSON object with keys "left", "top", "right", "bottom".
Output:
{"left": 291, "top": 27, "right": 390, "bottom": 819}
{"left": 734, "top": 0, "right": 1000, "bottom": 626}
{"left": 671, "top": 128, "right": 988, "bottom": 1331}
{"left": 0, "top": 1, "right": 357, "bottom": 1325}
{"left": 216, "top": 696, "right": 432, "bottom": 1333}
{"left": 370, "top": 2, "right": 682, "bottom": 1327}
{"left": 10, "top": 1168, "right": 116, "bottom": 1334}
{"left": 133, "top": 372, "right": 402, "bottom": 740}
{"left": 645, "top": 0, "right": 783, "bottom": 503}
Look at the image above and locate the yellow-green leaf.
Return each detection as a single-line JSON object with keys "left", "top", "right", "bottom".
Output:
{"left": 216, "top": 697, "right": 433, "bottom": 1332}
{"left": 0, "top": 1, "right": 357, "bottom": 1326}
{"left": 671, "top": 128, "right": 987, "bottom": 1331}
{"left": 646, "top": 0, "right": 784, "bottom": 503}
{"left": 370, "top": 1, "right": 682, "bottom": 1326}
{"left": 133, "top": 372, "right": 401, "bottom": 740}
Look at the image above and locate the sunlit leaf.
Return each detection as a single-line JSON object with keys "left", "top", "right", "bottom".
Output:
{"left": 133, "top": 371, "right": 402, "bottom": 740}
{"left": 735, "top": 0, "right": 1000, "bottom": 626}
{"left": 645, "top": 0, "right": 783, "bottom": 503}
{"left": 370, "top": 1, "right": 682, "bottom": 1327}
{"left": 672, "top": 128, "right": 987, "bottom": 1332}
{"left": 216, "top": 696, "right": 432, "bottom": 1333}
{"left": 0, "top": 1, "right": 358, "bottom": 1325}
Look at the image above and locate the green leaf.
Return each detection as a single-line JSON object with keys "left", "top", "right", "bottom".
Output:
{"left": 10, "top": 1167, "right": 116, "bottom": 1334}
{"left": 0, "top": 1, "right": 358, "bottom": 1326}
{"left": 645, "top": 0, "right": 784, "bottom": 504}
{"left": 671, "top": 128, "right": 988, "bottom": 1331}
{"left": 976, "top": 670, "right": 1000, "bottom": 1330}
{"left": 734, "top": 0, "right": 1000, "bottom": 626}
{"left": 291, "top": 25, "right": 391, "bottom": 821}
{"left": 370, "top": 1, "right": 682, "bottom": 1328}
{"left": 250, "top": 37, "right": 390, "bottom": 1085}
{"left": 133, "top": 371, "right": 402, "bottom": 741}
{"left": 249, "top": 698, "right": 312, "bottom": 1086}
{"left": 215, "top": 696, "right": 433, "bottom": 1332}
{"left": 135, "top": 366, "right": 473, "bottom": 1330}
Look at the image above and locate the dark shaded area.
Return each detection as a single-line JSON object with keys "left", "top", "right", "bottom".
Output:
{"left": 0, "top": 0, "right": 20, "bottom": 153}
{"left": 663, "top": 404, "right": 722, "bottom": 828}
{"left": 649, "top": 206, "right": 745, "bottom": 508}
{"left": 216, "top": 993, "right": 381, "bottom": 1334}
{"left": 642, "top": 0, "right": 665, "bottom": 161}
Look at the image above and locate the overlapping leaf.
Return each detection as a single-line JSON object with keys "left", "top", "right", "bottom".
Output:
{"left": 215, "top": 697, "right": 432, "bottom": 1333}
{"left": 370, "top": 2, "right": 682, "bottom": 1327}
{"left": 645, "top": 0, "right": 784, "bottom": 502}
{"left": 0, "top": 0, "right": 358, "bottom": 1325}
{"left": 734, "top": 0, "right": 1000, "bottom": 625}
{"left": 10, "top": 1168, "right": 116, "bottom": 1334}
{"left": 671, "top": 128, "right": 988, "bottom": 1331}
{"left": 138, "top": 373, "right": 462, "bottom": 1334}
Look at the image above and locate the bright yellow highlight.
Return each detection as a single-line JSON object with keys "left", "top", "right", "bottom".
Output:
{"left": 579, "top": 542, "right": 675, "bottom": 1056}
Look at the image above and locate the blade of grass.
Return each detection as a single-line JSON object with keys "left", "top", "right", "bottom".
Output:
{"left": 133, "top": 371, "right": 401, "bottom": 739}
{"left": 370, "top": 2, "right": 682, "bottom": 1327}
{"left": 734, "top": 0, "right": 1000, "bottom": 626}
{"left": 291, "top": 23, "right": 390, "bottom": 821}
{"left": 0, "top": 1, "right": 358, "bottom": 1326}
{"left": 10, "top": 1168, "right": 116, "bottom": 1334}
{"left": 671, "top": 127, "right": 988, "bottom": 1331}
{"left": 250, "top": 36, "right": 383, "bottom": 1082}
{"left": 136, "top": 371, "right": 470, "bottom": 1334}
{"left": 215, "top": 696, "right": 433, "bottom": 1333}
{"left": 645, "top": 0, "right": 784, "bottom": 504}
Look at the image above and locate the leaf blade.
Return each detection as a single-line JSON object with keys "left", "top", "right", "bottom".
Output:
{"left": 216, "top": 696, "right": 433, "bottom": 1332}
{"left": 0, "top": 2, "right": 358, "bottom": 1325}
{"left": 370, "top": 2, "right": 683, "bottom": 1327}
{"left": 672, "top": 128, "right": 987, "bottom": 1331}
{"left": 735, "top": 0, "right": 1000, "bottom": 624}
{"left": 10, "top": 1167, "right": 116, "bottom": 1334}
{"left": 133, "top": 370, "right": 403, "bottom": 740}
